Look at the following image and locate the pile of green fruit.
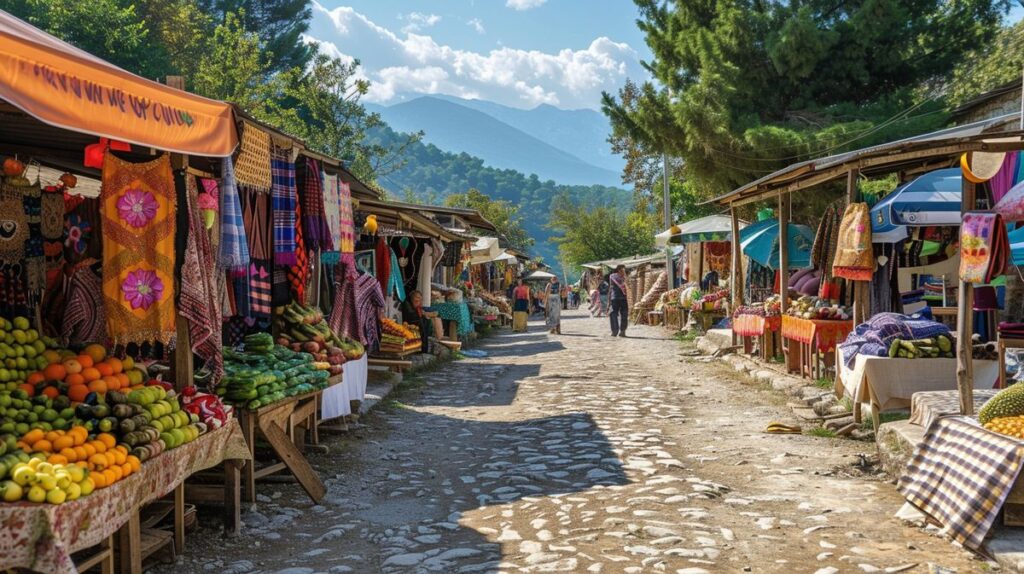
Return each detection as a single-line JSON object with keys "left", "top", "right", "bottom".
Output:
{"left": 118, "top": 387, "right": 203, "bottom": 462}
{"left": 0, "top": 316, "right": 61, "bottom": 389}
{"left": 0, "top": 390, "right": 76, "bottom": 435}
{"left": 887, "top": 335, "right": 954, "bottom": 359}
{"left": 219, "top": 334, "right": 330, "bottom": 411}
{"left": 0, "top": 433, "right": 29, "bottom": 482}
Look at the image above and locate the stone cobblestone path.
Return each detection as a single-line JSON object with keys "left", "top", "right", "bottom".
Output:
{"left": 156, "top": 310, "right": 984, "bottom": 573}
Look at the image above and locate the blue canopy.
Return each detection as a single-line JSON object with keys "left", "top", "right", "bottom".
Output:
{"left": 1010, "top": 225, "right": 1024, "bottom": 266}
{"left": 889, "top": 168, "right": 962, "bottom": 226}
{"left": 870, "top": 185, "right": 910, "bottom": 243}
{"left": 737, "top": 220, "right": 814, "bottom": 270}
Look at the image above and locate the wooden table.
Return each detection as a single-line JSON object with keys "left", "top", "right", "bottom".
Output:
{"left": 733, "top": 314, "right": 782, "bottom": 361}
{"left": 237, "top": 389, "right": 328, "bottom": 504}
{"left": 781, "top": 316, "right": 853, "bottom": 380}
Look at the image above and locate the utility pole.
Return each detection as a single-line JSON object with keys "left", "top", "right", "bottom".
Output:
{"left": 663, "top": 152, "right": 674, "bottom": 287}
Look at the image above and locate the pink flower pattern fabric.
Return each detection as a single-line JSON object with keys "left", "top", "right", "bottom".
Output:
{"left": 116, "top": 188, "right": 158, "bottom": 228}
{"left": 121, "top": 268, "right": 164, "bottom": 310}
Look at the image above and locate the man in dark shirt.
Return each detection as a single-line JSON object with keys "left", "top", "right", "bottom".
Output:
{"left": 608, "top": 265, "right": 628, "bottom": 337}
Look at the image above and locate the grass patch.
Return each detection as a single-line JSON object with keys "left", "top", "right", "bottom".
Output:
{"left": 861, "top": 411, "right": 910, "bottom": 430}
{"left": 813, "top": 377, "right": 834, "bottom": 390}
{"left": 380, "top": 398, "right": 410, "bottom": 411}
{"left": 674, "top": 330, "right": 698, "bottom": 343}
{"left": 805, "top": 427, "right": 837, "bottom": 438}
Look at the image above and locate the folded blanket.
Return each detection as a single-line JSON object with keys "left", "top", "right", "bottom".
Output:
{"left": 838, "top": 311, "right": 949, "bottom": 368}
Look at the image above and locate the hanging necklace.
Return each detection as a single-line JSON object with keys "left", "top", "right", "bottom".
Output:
{"left": 398, "top": 236, "right": 410, "bottom": 268}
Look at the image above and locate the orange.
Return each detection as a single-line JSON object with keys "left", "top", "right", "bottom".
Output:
{"left": 75, "top": 355, "right": 94, "bottom": 368}
{"left": 106, "top": 357, "right": 123, "bottom": 374}
{"left": 45, "top": 431, "right": 61, "bottom": 443}
{"left": 33, "top": 439, "right": 52, "bottom": 453}
{"left": 107, "top": 465, "right": 122, "bottom": 481}
{"left": 41, "top": 386, "right": 59, "bottom": 399}
{"left": 82, "top": 443, "right": 96, "bottom": 457}
{"left": 61, "top": 359, "right": 82, "bottom": 375}
{"left": 48, "top": 454, "right": 68, "bottom": 465}
{"left": 127, "top": 455, "right": 141, "bottom": 473}
{"left": 60, "top": 447, "right": 78, "bottom": 462}
{"left": 70, "top": 427, "right": 88, "bottom": 446}
{"left": 121, "top": 462, "right": 133, "bottom": 477}
{"left": 114, "top": 373, "right": 130, "bottom": 387}
{"left": 80, "top": 367, "right": 101, "bottom": 383}
{"left": 72, "top": 446, "right": 88, "bottom": 461}
{"left": 17, "top": 383, "right": 34, "bottom": 397}
{"left": 83, "top": 344, "right": 106, "bottom": 364}
{"left": 91, "top": 440, "right": 107, "bottom": 454}
{"left": 86, "top": 379, "right": 107, "bottom": 395}
{"left": 22, "top": 429, "right": 43, "bottom": 445}
{"left": 97, "top": 433, "right": 116, "bottom": 450}
{"left": 109, "top": 449, "right": 125, "bottom": 465}
{"left": 26, "top": 372, "right": 45, "bottom": 386}
{"left": 95, "top": 363, "right": 113, "bottom": 377}
{"left": 88, "top": 453, "right": 108, "bottom": 470}
{"left": 103, "top": 469, "right": 118, "bottom": 486}
{"left": 91, "top": 472, "right": 107, "bottom": 488}
{"left": 53, "top": 435, "right": 74, "bottom": 450}
{"left": 67, "top": 384, "right": 89, "bottom": 403}
{"left": 101, "top": 375, "right": 120, "bottom": 392}
{"left": 65, "top": 373, "right": 85, "bottom": 386}
{"left": 42, "top": 349, "right": 61, "bottom": 365}
{"left": 43, "top": 363, "right": 67, "bottom": 381}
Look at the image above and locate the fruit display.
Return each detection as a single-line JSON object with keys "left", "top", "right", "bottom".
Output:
{"left": 984, "top": 415, "right": 1024, "bottom": 439}
{"left": 979, "top": 384, "right": 1024, "bottom": 425}
{"left": 785, "top": 296, "right": 850, "bottom": 320}
{"left": 764, "top": 295, "right": 782, "bottom": 316}
{"left": 380, "top": 318, "right": 421, "bottom": 354}
{"left": 477, "top": 291, "right": 511, "bottom": 315}
{"left": 17, "top": 427, "right": 140, "bottom": 489}
{"left": 0, "top": 315, "right": 65, "bottom": 392}
{"left": 887, "top": 335, "right": 954, "bottom": 359}
{"left": 275, "top": 302, "right": 365, "bottom": 371}
{"left": 219, "top": 337, "right": 331, "bottom": 410}
{"left": 2, "top": 455, "right": 96, "bottom": 504}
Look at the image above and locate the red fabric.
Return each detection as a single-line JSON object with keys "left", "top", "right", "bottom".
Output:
{"left": 375, "top": 237, "right": 391, "bottom": 295}
{"left": 287, "top": 197, "right": 308, "bottom": 304}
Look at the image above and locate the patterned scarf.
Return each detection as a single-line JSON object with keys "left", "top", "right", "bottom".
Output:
{"left": 328, "top": 260, "right": 360, "bottom": 341}
{"left": 179, "top": 174, "right": 223, "bottom": 383}
{"left": 249, "top": 261, "right": 272, "bottom": 318}
{"left": 299, "top": 158, "right": 333, "bottom": 252}
{"left": 101, "top": 153, "right": 177, "bottom": 346}
{"left": 339, "top": 180, "right": 356, "bottom": 254}
{"left": 61, "top": 259, "right": 106, "bottom": 345}
{"left": 354, "top": 272, "right": 385, "bottom": 350}
{"left": 440, "top": 241, "right": 462, "bottom": 267}
{"left": 215, "top": 158, "right": 250, "bottom": 275}
{"left": 242, "top": 189, "right": 271, "bottom": 261}
{"left": 288, "top": 197, "right": 309, "bottom": 304}
{"left": 323, "top": 171, "right": 343, "bottom": 258}
{"left": 0, "top": 183, "right": 29, "bottom": 265}
{"left": 271, "top": 145, "right": 297, "bottom": 265}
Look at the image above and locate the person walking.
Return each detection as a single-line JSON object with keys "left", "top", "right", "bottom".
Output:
{"left": 609, "top": 265, "right": 628, "bottom": 337}
{"left": 546, "top": 276, "right": 562, "bottom": 335}
{"left": 598, "top": 274, "right": 611, "bottom": 317}
{"left": 512, "top": 279, "right": 531, "bottom": 333}
{"left": 588, "top": 286, "right": 602, "bottom": 316}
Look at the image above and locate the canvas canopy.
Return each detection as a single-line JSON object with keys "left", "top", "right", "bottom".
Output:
{"left": 737, "top": 220, "right": 814, "bottom": 270}
{"left": 888, "top": 168, "right": 963, "bottom": 226}
{"left": 526, "top": 270, "right": 556, "bottom": 281}
{"left": 0, "top": 9, "right": 238, "bottom": 157}
{"left": 656, "top": 215, "right": 743, "bottom": 246}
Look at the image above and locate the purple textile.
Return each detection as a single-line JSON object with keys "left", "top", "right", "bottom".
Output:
{"left": 992, "top": 152, "right": 1020, "bottom": 204}
{"left": 838, "top": 311, "right": 950, "bottom": 368}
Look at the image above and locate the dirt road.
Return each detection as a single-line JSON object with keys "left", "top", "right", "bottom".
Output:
{"left": 156, "top": 310, "right": 984, "bottom": 573}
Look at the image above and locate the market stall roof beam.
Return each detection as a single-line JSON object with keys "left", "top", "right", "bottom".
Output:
{"left": 705, "top": 113, "right": 1024, "bottom": 208}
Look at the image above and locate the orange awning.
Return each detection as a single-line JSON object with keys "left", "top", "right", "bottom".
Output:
{"left": 0, "top": 10, "right": 238, "bottom": 157}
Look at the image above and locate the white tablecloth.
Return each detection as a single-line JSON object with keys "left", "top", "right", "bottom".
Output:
{"left": 836, "top": 348, "right": 999, "bottom": 413}
{"left": 320, "top": 355, "right": 368, "bottom": 420}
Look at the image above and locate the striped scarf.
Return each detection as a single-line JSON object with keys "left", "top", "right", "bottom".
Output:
{"left": 179, "top": 175, "right": 223, "bottom": 383}
{"left": 216, "top": 158, "right": 249, "bottom": 275}
{"left": 300, "top": 158, "right": 333, "bottom": 252}
{"left": 271, "top": 145, "right": 297, "bottom": 265}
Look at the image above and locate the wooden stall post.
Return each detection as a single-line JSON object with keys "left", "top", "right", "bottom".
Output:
{"left": 846, "top": 169, "right": 870, "bottom": 326}
{"left": 170, "top": 151, "right": 194, "bottom": 393}
{"left": 956, "top": 179, "right": 977, "bottom": 415}
{"left": 730, "top": 206, "right": 743, "bottom": 345}
{"left": 778, "top": 193, "right": 790, "bottom": 313}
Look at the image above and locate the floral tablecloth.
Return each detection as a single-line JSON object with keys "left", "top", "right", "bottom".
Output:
{"left": 0, "top": 420, "right": 250, "bottom": 574}
{"left": 431, "top": 302, "right": 473, "bottom": 336}
{"left": 733, "top": 314, "right": 781, "bottom": 337}
{"left": 781, "top": 316, "right": 853, "bottom": 352}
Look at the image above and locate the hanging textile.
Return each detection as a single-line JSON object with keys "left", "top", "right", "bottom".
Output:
{"left": 418, "top": 243, "right": 434, "bottom": 306}
{"left": 353, "top": 272, "right": 385, "bottom": 350}
{"left": 870, "top": 243, "right": 900, "bottom": 316}
{"left": 704, "top": 241, "right": 731, "bottom": 275}
{"left": 375, "top": 236, "right": 391, "bottom": 292}
{"left": 178, "top": 173, "right": 223, "bottom": 383}
{"left": 288, "top": 197, "right": 310, "bottom": 304}
{"left": 440, "top": 241, "right": 461, "bottom": 267}
{"left": 387, "top": 248, "right": 406, "bottom": 302}
{"left": 100, "top": 153, "right": 177, "bottom": 346}
{"left": 0, "top": 182, "right": 29, "bottom": 265}
{"left": 812, "top": 200, "right": 843, "bottom": 278}
{"left": 215, "top": 158, "right": 250, "bottom": 275}
{"left": 242, "top": 189, "right": 271, "bottom": 261}
{"left": 298, "top": 158, "right": 333, "bottom": 252}
{"left": 41, "top": 186, "right": 65, "bottom": 288}
{"left": 338, "top": 180, "right": 355, "bottom": 254}
{"left": 323, "top": 171, "right": 343, "bottom": 261}
{"left": 60, "top": 259, "right": 106, "bottom": 345}
{"left": 328, "top": 260, "right": 360, "bottom": 341}
{"left": 832, "top": 203, "right": 874, "bottom": 281}
{"left": 991, "top": 152, "right": 1021, "bottom": 204}
{"left": 271, "top": 144, "right": 298, "bottom": 265}
{"left": 233, "top": 124, "right": 273, "bottom": 192}
{"left": 959, "top": 212, "right": 1008, "bottom": 284}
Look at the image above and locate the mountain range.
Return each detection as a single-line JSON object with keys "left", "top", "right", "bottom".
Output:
{"left": 366, "top": 95, "right": 624, "bottom": 188}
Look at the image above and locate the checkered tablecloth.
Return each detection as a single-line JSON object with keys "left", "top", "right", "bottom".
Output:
{"left": 908, "top": 389, "right": 1000, "bottom": 429}
{"left": 897, "top": 415, "right": 1024, "bottom": 550}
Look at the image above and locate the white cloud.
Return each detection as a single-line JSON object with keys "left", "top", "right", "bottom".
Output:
{"left": 400, "top": 12, "right": 441, "bottom": 34}
{"left": 305, "top": 2, "right": 643, "bottom": 110}
{"left": 506, "top": 0, "right": 546, "bottom": 10}
{"left": 467, "top": 18, "right": 486, "bottom": 35}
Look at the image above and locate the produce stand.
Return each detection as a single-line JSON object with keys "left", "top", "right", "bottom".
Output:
{"left": 432, "top": 301, "right": 474, "bottom": 339}
{"left": 237, "top": 386, "right": 330, "bottom": 504}
{"left": 0, "top": 421, "right": 248, "bottom": 574}
{"left": 835, "top": 349, "right": 999, "bottom": 428}
{"left": 733, "top": 313, "right": 782, "bottom": 360}
{"left": 663, "top": 306, "right": 687, "bottom": 332}
{"left": 689, "top": 308, "right": 727, "bottom": 333}
{"left": 782, "top": 316, "right": 853, "bottom": 379}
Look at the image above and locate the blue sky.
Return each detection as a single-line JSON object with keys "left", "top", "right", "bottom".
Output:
{"left": 307, "top": 1, "right": 1024, "bottom": 112}
{"left": 307, "top": 0, "right": 650, "bottom": 110}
